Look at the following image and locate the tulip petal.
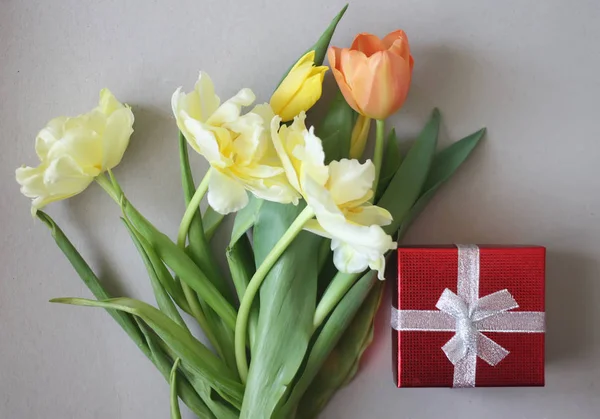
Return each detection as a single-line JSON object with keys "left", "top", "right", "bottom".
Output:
{"left": 296, "top": 126, "right": 329, "bottom": 188}
{"left": 271, "top": 115, "right": 302, "bottom": 192}
{"left": 350, "top": 33, "right": 386, "bottom": 56}
{"left": 193, "top": 72, "right": 221, "bottom": 121}
{"left": 326, "top": 159, "right": 374, "bottom": 205}
{"left": 382, "top": 30, "right": 412, "bottom": 63}
{"left": 35, "top": 117, "right": 67, "bottom": 161}
{"left": 244, "top": 175, "right": 300, "bottom": 205}
{"left": 98, "top": 88, "right": 126, "bottom": 115}
{"left": 346, "top": 205, "right": 393, "bottom": 227}
{"left": 276, "top": 68, "right": 326, "bottom": 122}
{"left": 208, "top": 88, "right": 256, "bottom": 126}
{"left": 181, "top": 113, "right": 225, "bottom": 165}
{"left": 331, "top": 239, "right": 371, "bottom": 274}
{"left": 207, "top": 169, "right": 249, "bottom": 214}
{"left": 103, "top": 107, "right": 134, "bottom": 169}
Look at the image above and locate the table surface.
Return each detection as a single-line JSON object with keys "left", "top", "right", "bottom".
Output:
{"left": 2, "top": 0, "right": 599, "bottom": 418}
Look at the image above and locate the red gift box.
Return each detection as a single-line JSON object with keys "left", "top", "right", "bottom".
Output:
{"left": 392, "top": 245, "right": 545, "bottom": 387}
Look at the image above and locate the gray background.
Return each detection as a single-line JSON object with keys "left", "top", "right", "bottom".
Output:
{"left": 1, "top": 0, "right": 599, "bottom": 418}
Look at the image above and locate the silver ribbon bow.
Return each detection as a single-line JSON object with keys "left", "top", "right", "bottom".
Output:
{"left": 391, "top": 244, "right": 545, "bottom": 387}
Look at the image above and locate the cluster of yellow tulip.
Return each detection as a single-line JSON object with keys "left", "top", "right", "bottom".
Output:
{"left": 17, "top": 29, "right": 412, "bottom": 283}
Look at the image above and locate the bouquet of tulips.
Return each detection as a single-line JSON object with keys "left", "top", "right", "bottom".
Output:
{"left": 15, "top": 5, "right": 484, "bottom": 419}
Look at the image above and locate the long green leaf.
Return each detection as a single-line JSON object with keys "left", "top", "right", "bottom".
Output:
{"left": 136, "top": 322, "right": 215, "bottom": 419}
{"left": 122, "top": 199, "right": 237, "bottom": 330}
{"left": 378, "top": 109, "right": 441, "bottom": 234}
{"left": 122, "top": 219, "right": 189, "bottom": 330}
{"left": 36, "top": 212, "right": 211, "bottom": 417}
{"left": 318, "top": 89, "right": 357, "bottom": 163}
{"left": 241, "top": 202, "right": 320, "bottom": 419}
{"left": 229, "top": 195, "right": 263, "bottom": 248}
{"left": 144, "top": 326, "right": 239, "bottom": 419}
{"left": 36, "top": 212, "right": 149, "bottom": 356}
{"left": 203, "top": 207, "right": 224, "bottom": 241}
{"left": 170, "top": 359, "right": 183, "bottom": 419}
{"left": 51, "top": 297, "right": 243, "bottom": 408}
{"left": 397, "top": 127, "right": 485, "bottom": 238}
{"left": 376, "top": 128, "right": 402, "bottom": 200}
{"left": 275, "top": 271, "right": 376, "bottom": 418}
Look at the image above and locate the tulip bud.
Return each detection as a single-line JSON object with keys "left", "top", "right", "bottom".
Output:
{"left": 349, "top": 115, "right": 372, "bottom": 159}
{"left": 270, "top": 51, "right": 328, "bottom": 122}
{"left": 328, "top": 30, "right": 414, "bottom": 120}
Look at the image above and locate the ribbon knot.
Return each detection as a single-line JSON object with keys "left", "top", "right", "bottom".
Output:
{"left": 435, "top": 288, "right": 518, "bottom": 366}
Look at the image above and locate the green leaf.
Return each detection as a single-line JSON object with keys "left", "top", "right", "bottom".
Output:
{"left": 397, "top": 127, "right": 485, "bottom": 238}
{"left": 376, "top": 128, "right": 402, "bottom": 200}
{"left": 36, "top": 212, "right": 150, "bottom": 357}
{"left": 274, "top": 271, "right": 377, "bottom": 418}
{"left": 142, "top": 326, "right": 239, "bottom": 419}
{"left": 296, "top": 282, "right": 384, "bottom": 419}
{"left": 240, "top": 202, "right": 320, "bottom": 419}
{"left": 36, "top": 212, "right": 215, "bottom": 417}
{"left": 122, "top": 198, "right": 237, "bottom": 330}
{"left": 318, "top": 89, "right": 358, "bottom": 163}
{"left": 51, "top": 297, "right": 243, "bottom": 408}
{"left": 121, "top": 218, "right": 189, "bottom": 330}
{"left": 230, "top": 195, "right": 263, "bottom": 248}
{"left": 136, "top": 322, "right": 215, "bottom": 419}
{"left": 203, "top": 206, "right": 224, "bottom": 241}
{"left": 170, "top": 359, "right": 183, "bottom": 419}
{"left": 277, "top": 4, "right": 348, "bottom": 85}
{"left": 378, "top": 109, "right": 441, "bottom": 234}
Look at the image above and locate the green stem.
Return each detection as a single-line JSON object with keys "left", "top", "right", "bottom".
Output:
{"left": 313, "top": 271, "right": 360, "bottom": 329}
{"left": 177, "top": 168, "right": 212, "bottom": 248}
{"left": 372, "top": 119, "right": 386, "bottom": 196}
{"left": 96, "top": 174, "right": 120, "bottom": 204}
{"left": 174, "top": 168, "right": 228, "bottom": 358}
{"left": 234, "top": 205, "right": 315, "bottom": 383}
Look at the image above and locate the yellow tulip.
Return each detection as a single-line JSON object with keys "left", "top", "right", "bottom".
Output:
{"left": 16, "top": 89, "right": 134, "bottom": 213}
{"left": 172, "top": 72, "right": 300, "bottom": 214}
{"left": 349, "top": 115, "right": 372, "bottom": 159}
{"left": 271, "top": 112, "right": 395, "bottom": 279}
{"left": 303, "top": 159, "right": 396, "bottom": 280}
{"left": 270, "top": 51, "right": 328, "bottom": 122}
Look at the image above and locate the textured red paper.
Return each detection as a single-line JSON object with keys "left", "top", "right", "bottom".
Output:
{"left": 394, "top": 246, "right": 545, "bottom": 387}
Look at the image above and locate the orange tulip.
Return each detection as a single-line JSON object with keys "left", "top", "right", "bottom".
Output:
{"left": 328, "top": 30, "right": 414, "bottom": 120}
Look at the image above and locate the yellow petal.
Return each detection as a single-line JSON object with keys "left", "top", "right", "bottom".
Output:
{"left": 103, "top": 107, "right": 134, "bottom": 169}
{"left": 207, "top": 169, "right": 249, "bottom": 214}
{"left": 277, "top": 70, "right": 326, "bottom": 122}
{"left": 326, "top": 159, "right": 374, "bottom": 206}
{"left": 208, "top": 88, "right": 255, "bottom": 126}
{"left": 98, "top": 88, "right": 125, "bottom": 115}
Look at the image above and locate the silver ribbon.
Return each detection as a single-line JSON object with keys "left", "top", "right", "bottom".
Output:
{"left": 391, "top": 244, "right": 545, "bottom": 387}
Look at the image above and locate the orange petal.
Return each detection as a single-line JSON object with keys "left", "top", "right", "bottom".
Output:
{"left": 327, "top": 46, "right": 343, "bottom": 71}
{"left": 331, "top": 66, "right": 361, "bottom": 114}
{"left": 383, "top": 30, "right": 411, "bottom": 63}
{"left": 351, "top": 33, "right": 387, "bottom": 57}
{"left": 350, "top": 50, "right": 412, "bottom": 119}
